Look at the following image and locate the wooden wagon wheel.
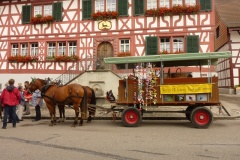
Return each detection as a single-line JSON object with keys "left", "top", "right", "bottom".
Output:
{"left": 121, "top": 107, "right": 142, "bottom": 127}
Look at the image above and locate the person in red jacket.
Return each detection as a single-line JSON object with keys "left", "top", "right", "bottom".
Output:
{"left": 0, "top": 79, "right": 20, "bottom": 129}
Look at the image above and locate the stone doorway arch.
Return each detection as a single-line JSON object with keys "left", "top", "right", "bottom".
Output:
{"left": 96, "top": 42, "right": 113, "bottom": 70}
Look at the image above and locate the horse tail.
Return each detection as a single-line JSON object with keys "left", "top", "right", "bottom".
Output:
{"left": 90, "top": 88, "right": 96, "bottom": 105}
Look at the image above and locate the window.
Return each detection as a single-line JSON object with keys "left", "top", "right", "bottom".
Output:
{"left": 95, "top": 0, "right": 104, "bottom": 12}
{"left": 30, "top": 43, "right": 38, "bottom": 56}
{"left": 68, "top": 42, "right": 77, "bottom": 56}
{"left": 95, "top": 0, "right": 116, "bottom": 12}
{"left": 21, "top": 44, "right": 28, "bottom": 56}
{"left": 147, "top": 0, "right": 157, "bottom": 9}
{"left": 48, "top": 43, "right": 56, "bottom": 57}
{"left": 44, "top": 4, "right": 52, "bottom": 16}
{"left": 34, "top": 4, "right": 53, "bottom": 17}
{"left": 186, "top": 35, "right": 199, "bottom": 53}
{"left": 11, "top": 44, "right": 19, "bottom": 56}
{"left": 160, "top": 38, "right": 170, "bottom": 53}
{"left": 120, "top": 39, "right": 130, "bottom": 52}
{"left": 58, "top": 42, "right": 66, "bottom": 55}
{"left": 118, "top": 0, "right": 128, "bottom": 16}
{"left": 22, "top": 2, "right": 62, "bottom": 24}
{"left": 34, "top": 6, "right": 42, "bottom": 16}
{"left": 173, "top": 37, "right": 184, "bottom": 52}
{"left": 172, "top": 0, "right": 183, "bottom": 6}
{"left": 216, "top": 26, "right": 220, "bottom": 38}
{"left": 199, "top": 0, "right": 212, "bottom": 11}
{"left": 185, "top": 0, "right": 196, "bottom": 5}
{"left": 82, "top": 0, "right": 92, "bottom": 19}
{"left": 134, "top": 0, "right": 144, "bottom": 16}
{"left": 160, "top": 0, "right": 170, "bottom": 8}
{"left": 107, "top": 0, "right": 116, "bottom": 11}
{"left": 146, "top": 37, "right": 158, "bottom": 55}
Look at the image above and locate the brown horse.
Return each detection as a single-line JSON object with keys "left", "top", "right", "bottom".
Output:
{"left": 57, "top": 86, "right": 96, "bottom": 123}
{"left": 29, "top": 78, "right": 85, "bottom": 127}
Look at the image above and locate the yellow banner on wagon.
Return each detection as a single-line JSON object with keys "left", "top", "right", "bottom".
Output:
{"left": 160, "top": 84, "right": 212, "bottom": 94}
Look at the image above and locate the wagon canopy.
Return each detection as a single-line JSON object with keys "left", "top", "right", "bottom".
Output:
{"left": 104, "top": 52, "right": 231, "bottom": 69}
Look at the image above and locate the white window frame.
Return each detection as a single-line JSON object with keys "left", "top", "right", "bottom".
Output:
{"left": 147, "top": 0, "right": 157, "bottom": 9}
{"left": 107, "top": 0, "right": 116, "bottom": 11}
{"left": 44, "top": 4, "right": 53, "bottom": 16}
{"left": 172, "top": 0, "right": 183, "bottom": 6}
{"left": 30, "top": 43, "right": 38, "bottom": 56}
{"left": 34, "top": 6, "right": 42, "bottom": 16}
{"left": 11, "top": 44, "right": 18, "bottom": 56}
{"left": 48, "top": 42, "right": 56, "bottom": 57}
{"left": 160, "top": 38, "right": 170, "bottom": 53}
{"left": 95, "top": 0, "right": 104, "bottom": 12}
{"left": 58, "top": 42, "right": 66, "bottom": 56}
{"left": 185, "top": 0, "right": 196, "bottom": 5}
{"left": 21, "top": 44, "right": 28, "bottom": 56}
{"left": 173, "top": 37, "right": 184, "bottom": 53}
{"left": 68, "top": 42, "right": 77, "bottom": 56}
{"left": 120, "top": 39, "right": 130, "bottom": 52}
{"left": 34, "top": 4, "right": 53, "bottom": 16}
{"left": 160, "top": 0, "right": 170, "bottom": 8}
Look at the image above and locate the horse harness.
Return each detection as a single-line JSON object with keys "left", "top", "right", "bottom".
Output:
{"left": 40, "top": 82, "right": 84, "bottom": 105}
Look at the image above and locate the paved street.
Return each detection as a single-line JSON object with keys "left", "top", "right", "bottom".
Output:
{"left": 1, "top": 94, "right": 240, "bottom": 160}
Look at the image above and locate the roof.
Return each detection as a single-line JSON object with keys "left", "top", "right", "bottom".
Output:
{"left": 104, "top": 52, "right": 231, "bottom": 69}
{"left": 215, "top": 0, "right": 240, "bottom": 27}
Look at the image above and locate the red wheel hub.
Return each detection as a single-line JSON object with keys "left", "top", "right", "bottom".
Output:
{"left": 194, "top": 110, "right": 210, "bottom": 125}
{"left": 125, "top": 110, "right": 139, "bottom": 124}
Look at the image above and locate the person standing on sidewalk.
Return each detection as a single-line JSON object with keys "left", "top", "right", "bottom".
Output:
{"left": 23, "top": 81, "right": 32, "bottom": 115}
{"left": 0, "top": 79, "right": 21, "bottom": 129}
{"left": 32, "top": 89, "right": 43, "bottom": 121}
{"left": 16, "top": 86, "right": 25, "bottom": 122}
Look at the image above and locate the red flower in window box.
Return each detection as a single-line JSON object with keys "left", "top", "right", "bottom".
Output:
{"left": 117, "top": 52, "right": 131, "bottom": 57}
{"left": 145, "top": 5, "right": 200, "bottom": 17}
{"left": 54, "top": 55, "right": 80, "bottom": 62}
{"left": 31, "top": 14, "right": 54, "bottom": 24}
{"left": 92, "top": 11, "right": 118, "bottom": 21}
{"left": 8, "top": 55, "right": 38, "bottom": 62}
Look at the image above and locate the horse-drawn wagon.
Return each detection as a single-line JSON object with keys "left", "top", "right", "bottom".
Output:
{"left": 102, "top": 52, "right": 231, "bottom": 128}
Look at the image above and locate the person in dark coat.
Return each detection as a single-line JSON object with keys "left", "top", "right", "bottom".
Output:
{"left": 0, "top": 79, "right": 20, "bottom": 129}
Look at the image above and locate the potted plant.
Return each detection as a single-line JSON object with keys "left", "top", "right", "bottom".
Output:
{"left": 117, "top": 52, "right": 131, "bottom": 57}
{"left": 54, "top": 55, "right": 80, "bottom": 62}
{"left": 31, "top": 14, "right": 54, "bottom": 24}
{"left": 92, "top": 11, "right": 118, "bottom": 21}
{"left": 8, "top": 55, "right": 39, "bottom": 62}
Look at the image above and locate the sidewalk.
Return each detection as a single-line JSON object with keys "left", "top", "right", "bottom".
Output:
{"left": 22, "top": 94, "right": 240, "bottom": 120}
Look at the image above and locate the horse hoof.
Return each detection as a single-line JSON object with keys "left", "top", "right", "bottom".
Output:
{"left": 49, "top": 124, "right": 54, "bottom": 126}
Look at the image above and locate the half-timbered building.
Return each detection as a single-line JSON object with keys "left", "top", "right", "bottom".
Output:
{"left": 215, "top": 0, "right": 240, "bottom": 94}
{"left": 0, "top": 0, "right": 213, "bottom": 92}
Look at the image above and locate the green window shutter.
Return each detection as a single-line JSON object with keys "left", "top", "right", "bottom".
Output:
{"left": 186, "top": 35, "right": 199, "bottom": 53}
{"left": 22, "top": 5, "right": 31, "bottom": 24}
{"left": 53, "top": 2, "right": 62, "bottom": 21}
{"left": 118, "top": 0, "right": 128, "bottom": 16}
{"left": 200, "top": 0, "right": 212, "bottom": 11}
{"left": 146, "top": 37, "right": 158, "bottom": 55}
{"left": 82, "top": 0, "right": 92, "bottom": 20}
{"left": 134, "top": 0, "right": 144, "bottom": 16}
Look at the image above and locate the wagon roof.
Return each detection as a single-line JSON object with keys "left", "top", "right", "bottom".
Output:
{"left": 104, "top": 52, "right": 231, "bottom": 69}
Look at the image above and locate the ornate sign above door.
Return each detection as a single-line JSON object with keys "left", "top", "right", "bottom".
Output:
{"left": 98, "top": 21, "right": 112, "bottom": 30}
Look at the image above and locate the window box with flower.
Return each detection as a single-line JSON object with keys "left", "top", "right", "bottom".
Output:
{"left": 145, "top": 5, "right": 200, "bottom": 17}
{"left": 31, "top": 14, "right": 54, "bottom": 24}
{"left": 8, "top": 55, "right": 39, "bottom": 62}
{"left": 47, "top": 55, "right": 80, "bottom": 62}
{"left": 117, "top": 52, "right": 131, "bottom": 57}
{"left": 92, "top": 11, "right": 118, "bottom": 21}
